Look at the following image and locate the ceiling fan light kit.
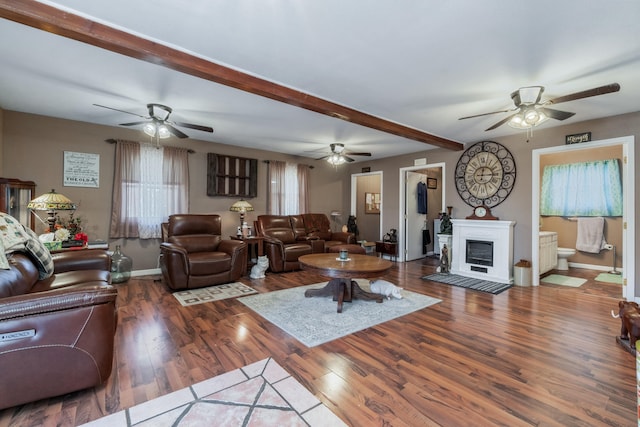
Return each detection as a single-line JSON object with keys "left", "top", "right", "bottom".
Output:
{"left": 316, "top": 143, "right": 371, "bottom": 166}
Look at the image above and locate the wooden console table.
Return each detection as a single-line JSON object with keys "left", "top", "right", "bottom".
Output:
{"left": 231, "top": 236, "right": 264, "bottom": 271}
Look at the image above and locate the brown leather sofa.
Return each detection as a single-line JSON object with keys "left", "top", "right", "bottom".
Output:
{"left": 254, "top": 214, "right": 356, "bottom": 273}
{"left": 255, "top": 215, "right": 323, "bottom": 272}
{"left": 0, "top": 249, "right": 116, "bottom": 410}
{"left": 160, "top": 214, "right": 247, "bottom": 290}
{"left": 299, "top": 213, "right": 356, "bottom": 250}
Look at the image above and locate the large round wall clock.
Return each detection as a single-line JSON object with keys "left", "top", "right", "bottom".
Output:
{"left": 454, "top": 140, "right": 516, "bottom": 209}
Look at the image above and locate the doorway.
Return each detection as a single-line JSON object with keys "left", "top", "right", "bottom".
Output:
{"left": 350, "top": 171, "right": 383, "bottom": 242}
{"left": 531, "top": 136, "right": 635, "bottom": 301}
{"left": 399, "top": 163, "right": 445, "bottom": 262}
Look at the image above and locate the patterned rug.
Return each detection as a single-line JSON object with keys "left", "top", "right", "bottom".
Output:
{"left": 595, "top": 272, "right": 623, "bottom": 284}
{"left": 79, "top": 358, "right": 346, "bottom": 426}
{"left": 239, "top": 279, "right": 441, "bottom": 347}
{"left": 173, "top": 282, "right": 257, "bottom": 306}
{"left": 422, "top": 273, "right": 513, "bottom": 295}
{"left": 541, "top": 274, "right": 586, "bottom": 287}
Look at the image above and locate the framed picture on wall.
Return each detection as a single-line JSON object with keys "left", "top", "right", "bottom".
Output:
{"left": 365, "top": 192, "right": 380, "bottom": 214}
{"left": 427, "top": 177, "right": 437, "bottom": 189}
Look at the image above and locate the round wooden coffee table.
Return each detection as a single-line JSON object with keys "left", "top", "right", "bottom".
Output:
{"left": 298, "top": 253, "right": 393, "bottom": 313}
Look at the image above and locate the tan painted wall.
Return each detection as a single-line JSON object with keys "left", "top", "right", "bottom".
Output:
{"left": 1, "top": 111, "right": 348, "bottom": 271}
{"left": 354, "top": 174, "right": 381, "bottom": 241}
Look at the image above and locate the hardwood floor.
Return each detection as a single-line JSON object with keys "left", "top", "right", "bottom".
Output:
{"left": 0, "top": 258, "right": 634, "bottom": 427}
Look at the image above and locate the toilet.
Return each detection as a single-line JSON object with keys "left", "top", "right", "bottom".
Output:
{"left": 556, "top": 247, "right": 576, "bottom": 270}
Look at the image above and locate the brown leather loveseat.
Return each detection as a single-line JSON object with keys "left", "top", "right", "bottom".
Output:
{"left": 0, "top": 248, "right": 116, "bottom": 410}
{"left": 255, "top": 214, "right": 356, "bottom": 273}
{"left": 160, "top": 214, "right": 247, "bottom": 290}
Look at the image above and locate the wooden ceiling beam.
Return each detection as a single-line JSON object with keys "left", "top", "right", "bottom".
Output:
{"left": 0, "top": 0, "right": 463, "bottom": 151}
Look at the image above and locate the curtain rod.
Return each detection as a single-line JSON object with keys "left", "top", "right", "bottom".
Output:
{"left": 263, "top": 159, "right": 314, "bottom": 169}
{"left": 105, "top": 138, "right": 195, "bottom": 153}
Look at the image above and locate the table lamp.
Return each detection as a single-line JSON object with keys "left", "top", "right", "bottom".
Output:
{"left": 27, "top": 189, "right": 76, "bottom": 232}
{"left": 229, "top": 199, "right": 254, "bottom": 229}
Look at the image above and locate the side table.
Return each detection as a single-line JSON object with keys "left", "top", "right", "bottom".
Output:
{"left": 375, "top": 241, "right": 398, "bottom": 262}
{"left": 230, "top": 236, "right": 264, "bottom": 270}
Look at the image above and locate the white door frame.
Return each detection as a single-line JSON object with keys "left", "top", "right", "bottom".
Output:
{"left": 398, "top": 163, "right": 446, "bottom": 262}
{"left": 531, "top": 136, "right": 635, "bottom": 301}
{"left": 350, "top": 171, "right": 383, "bottom": 240}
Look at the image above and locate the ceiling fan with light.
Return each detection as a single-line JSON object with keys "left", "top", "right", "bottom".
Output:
{"left": 93, "top": 103, "right": 214, "bottom": 139}
{"left": 459, "top": 83, "right": 621, "bottom": 131}
{"left": 315, "top": 143, "right": 372, "bottom": 165}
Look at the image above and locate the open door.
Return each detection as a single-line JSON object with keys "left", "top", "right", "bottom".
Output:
{"left": 399, "top": 163, "right": 445, "bottom": 262}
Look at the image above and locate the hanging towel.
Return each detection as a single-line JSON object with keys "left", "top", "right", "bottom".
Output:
{"left": 422, "top": 229, "right": 431, "bottom": 254}
{"left": 576, "top": 217, "right": 607, "bottom": 253}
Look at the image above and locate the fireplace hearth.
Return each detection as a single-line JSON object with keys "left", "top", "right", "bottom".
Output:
{"left": 451, "top": 219, "right": 516, "bottom": 284}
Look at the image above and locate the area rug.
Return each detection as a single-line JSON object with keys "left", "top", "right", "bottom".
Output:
{"left": 79, "top": 357, "right": 346, "bottom": 427}
{"left": 239, "top": 280, "right": 441, "bottom": 347}
{"left": 422, "top": 273, "right": 512, "bottom": 295}
{"left": 173, "top": 282, "right": 257, "bottom": 307}
{"left": 540, "top": 274, "right": 586, "bottom": 287}
{"left": 595, "top": 272, "right": 623, "bottom": 285}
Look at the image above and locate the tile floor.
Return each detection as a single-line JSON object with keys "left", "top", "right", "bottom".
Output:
{"left": 80, "top": 358, "right": 346, "bottom": 427}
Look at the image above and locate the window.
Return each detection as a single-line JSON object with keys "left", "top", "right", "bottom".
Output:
{"left": 267, "top": 161, "right": 309, "bottom": 215}
{"left": 540, "top": 159, "right": 622, "bottom": 217}
{"left": 110, "top": 140, "right": 190, "bottom": 239}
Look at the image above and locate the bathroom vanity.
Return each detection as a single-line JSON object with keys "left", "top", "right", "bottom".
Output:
{"left": 539, "top": 231, "right": 558, "bottom": 274}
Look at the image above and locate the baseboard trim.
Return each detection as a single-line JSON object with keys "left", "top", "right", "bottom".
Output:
{"left": 131, "top": 268, "right": 161, "bottom": 277}
{"left": 568, "top": 262, "right": 624, "bottom": 274}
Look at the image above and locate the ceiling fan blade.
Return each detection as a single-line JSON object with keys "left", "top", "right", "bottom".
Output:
{"left": 546, "top": 83, "right": 620, "bottom": 105}
{"left": 315, "top": 154, "right": 330, "bottom": 161}
{"left": 119, "top": 121, "right": 149, "bottom": 126}
{"left": 165, "top": 124, "right": 189, "bottom": 139}
{"left": 344, "top": 156, "right": 356, "bottom": 163}
{"left": 93, "top": 104, "right": 147, "bottom": 118}
{"left": 459, "top": 109, "right": 513, "bottom": 120}
{"left": 172, "top": 121, "right": 214, "bottom": 133}
{"left": 539, "top": 107, "right": 575, "bottom": 121}
{"left": 485, "top": 114, "right": 516, "bottom": 131}
{"left": 343, "top": 151, "right": 372, "bottom": 157}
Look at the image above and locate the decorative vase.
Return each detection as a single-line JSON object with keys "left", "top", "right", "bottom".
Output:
{"left": 111, "top": 245, "right": 133, "bottom": 284}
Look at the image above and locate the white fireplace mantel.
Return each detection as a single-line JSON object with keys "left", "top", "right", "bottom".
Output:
{"left": 450, "top": 219, "right": 516, "bottom": 284}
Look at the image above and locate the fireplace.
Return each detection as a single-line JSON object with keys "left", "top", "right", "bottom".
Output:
{"left": 466, "top": 239, "right": 494, "bottom": 267}
{"left": 451, "top": 219, "right": 516, "bottom": 284}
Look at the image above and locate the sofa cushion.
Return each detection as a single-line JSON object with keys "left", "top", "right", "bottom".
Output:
{"left": 188, "top": 252, "right": 232, "bottom": 275}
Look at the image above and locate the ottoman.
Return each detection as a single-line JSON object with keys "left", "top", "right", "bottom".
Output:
{"left": 327, "top": 244, "right": 366, "bottom": 255}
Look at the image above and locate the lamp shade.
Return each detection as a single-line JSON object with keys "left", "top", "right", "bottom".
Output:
{"left": 229, "top": 199, "right": 254, "bottom": 213}
{"left": 27, "top": 189, "right": 76, "bottom": 211}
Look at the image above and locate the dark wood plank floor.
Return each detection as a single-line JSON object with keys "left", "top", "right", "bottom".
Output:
{"left": 1, "top": 257, "right": 634, "bottom": 427}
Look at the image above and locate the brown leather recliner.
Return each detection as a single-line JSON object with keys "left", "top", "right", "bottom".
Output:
{"left": 160, "top": 214, "right": 247, "bottom": 290}
{"left": 301, "top": 213, "right": 356, "bottom": 251}
{"left": 255, "top": 215, "right": 323, "bottom": 272}
{"left": 0, "top": 249, "right": 116, "bottom": 410}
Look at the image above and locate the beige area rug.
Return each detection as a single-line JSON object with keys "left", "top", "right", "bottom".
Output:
{"left": 595, "top": 272, "right": 623, "bottom": 284}
{"left": 80, "top": 357, "right": 346, "bottom": 427}
{"left": 541, "top": 274, "right": 587, "bottom": 287}
{"left": 173, "top": 282, "right": 257, "bottom": 306}
{"left": 239, "top": 279, "right": 441, "bottom": 347}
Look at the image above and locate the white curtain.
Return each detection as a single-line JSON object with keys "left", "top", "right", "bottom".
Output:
{"left": 110, "top": 140, "right": 189, "bottom": 239}
{"left": 267, "top": 161, "right": 309, "bottom": 215}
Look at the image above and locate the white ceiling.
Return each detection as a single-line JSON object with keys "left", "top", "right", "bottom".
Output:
{"left": 1, "top": 1, "right": 639, "bottom": 162}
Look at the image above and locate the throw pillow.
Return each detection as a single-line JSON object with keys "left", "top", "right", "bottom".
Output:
{"left": 23, "top": 227, "right": 54, "bottom": 279}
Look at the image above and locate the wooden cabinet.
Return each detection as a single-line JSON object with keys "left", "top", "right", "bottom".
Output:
{"left": 539, "top": 231, "right": 558, "bottom": 274}
{"left": 0, "top": 178, "right": 36, "bottom": 230}
{"left": 375, "top": 241, "right": 398, "bottom": 261}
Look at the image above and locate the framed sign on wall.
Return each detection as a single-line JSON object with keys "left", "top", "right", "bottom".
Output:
{"left": 63, "top": 151, "right": 100, "bottom": 188}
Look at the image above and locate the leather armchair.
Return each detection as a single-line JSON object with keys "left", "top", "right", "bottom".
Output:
{"left": 255, "top": 215, "right": 320, "bottom": 272}
{"left": 160, "top": 214, "right": 247, "bottom": 290}
{"left": 301, "top": 213, "right": 356, "bottom": 251}
{"left": 0, "top": 249, "right": 116, "bottom": 410}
